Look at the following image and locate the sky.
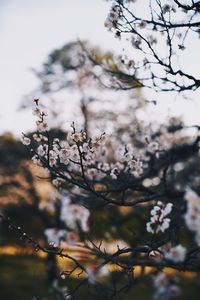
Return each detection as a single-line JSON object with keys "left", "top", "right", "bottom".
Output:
{"left": 0, "top": 0, "right": 115, "bottom": 135}
{"left": 0, "top": 0, "right": 200, "bottom": 136}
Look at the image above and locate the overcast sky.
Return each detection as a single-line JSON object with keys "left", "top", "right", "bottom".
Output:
{"left": 0, "top": 0, "right": 115, "bottom": 135}
{"left": 0, "top": 0, "right": 199, "bottom": 136}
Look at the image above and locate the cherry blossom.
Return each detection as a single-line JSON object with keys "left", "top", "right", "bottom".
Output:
{"left": 165, "top": 245, "right": 187, "bottom": 263}
{"left": 146, "top": 202, "right": 173, "bottom": 234}
{"left": 21, "top": 135, "right": 31, "bottom": 146}
{"left": 44, "top": 228, "right": 66, "bottom": 248}
{"left": 184, "top": 188, "right": 200, "bottom": 245}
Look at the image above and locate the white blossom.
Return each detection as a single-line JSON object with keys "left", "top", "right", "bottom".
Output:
{"left": 52, "top": 177, "right": 65, "bottom": 188}
{"left": 21, "top": 136, "right": 31, "bottom": 146}
{"left": 146, "top": 202, "right": 173, "bottom": 234}
{"left": 37, "top": 144, "right": 48, "bottom": 157}
{"left": 59, "top": 148, "right": 69, "bottom": 165}
{"left": 152, "top": 272, "right": 180, "bottom": 300}
{"left": 32, "top": 106, "right": 41, "bottom": 117}
{"left": 148, "top": 141, "right": 159, "bottom": 153}
{"left": 32, "top": 155, "right": 41, "bottom": 165}
{"left": 165, "top": 245, "right": 187, "bottom": 263}
{"left": 33, "top": 133, "right": 42, "bottom": 142}
{"left": 184, "top": 188, "right": 200, "bottom": 245}
{"left": 110, "top": 167, "right": 119, "bottom": 179}
{"left": 60, "top": 196, "right": 90, "bottom": 232}
{"left": 105, "top": 4, "right": 121, "bottom": 31}
{"left": 36, "top": 120, "right": 49, "bottom": 132}
{"left": 66, "top": 231, "right": 79, "bottom": 245}
{"left": 44, "top": 228, "right": 66, "bottom": 247}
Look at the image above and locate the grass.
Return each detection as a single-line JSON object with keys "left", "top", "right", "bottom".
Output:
{"left": 1, "top": 254, "right": 200, "bottom": 299}
{"left": 0, "top": 255, "right": 54, "bottom": 299}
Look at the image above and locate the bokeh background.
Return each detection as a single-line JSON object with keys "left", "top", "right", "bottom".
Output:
{"left": 1, "top": 1, "right": 200, "bottom": 299}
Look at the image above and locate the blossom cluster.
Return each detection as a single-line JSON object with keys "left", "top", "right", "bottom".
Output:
{"left": 25, "top": 102, "right": 192, "bottom": 191}
{"left": 152, "top": 272, "right": 181, "bottom": 300}
{"left": 44, "top": 228, "right": 81, "bottom": 247}
{"left": 21, "top": 135, "right": 31, "bottom": 146}
{"left": 164, "top": 244, "right": 186, "bottom": 263}
{"left": 60, "top": 194, "right": 90, "bottom": 232}
{"left": 104, "top": 3, "right": 121, "bottom": 32}
{"left": 104, "top": 0, "right": 197, "bottom": 94}
{"left": 43, "top": 191, "right": 90, "bottom": 248}
{"left": 33, "top": 101, "right": 49, "bottom": 132}
{"left": 23, "top": 101, "right": 147, "bottom": 185}
{"left": 184, "top": 188, "right": 200, "bottom": 245}
{"left": 146, "top": 201, "right": 173, "bottom": 234}
{"left": 20, "top": 99, "right": 197, "bottom": 298}
{"left": 44, "top": 228, "right": 66, "bottom": 247}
